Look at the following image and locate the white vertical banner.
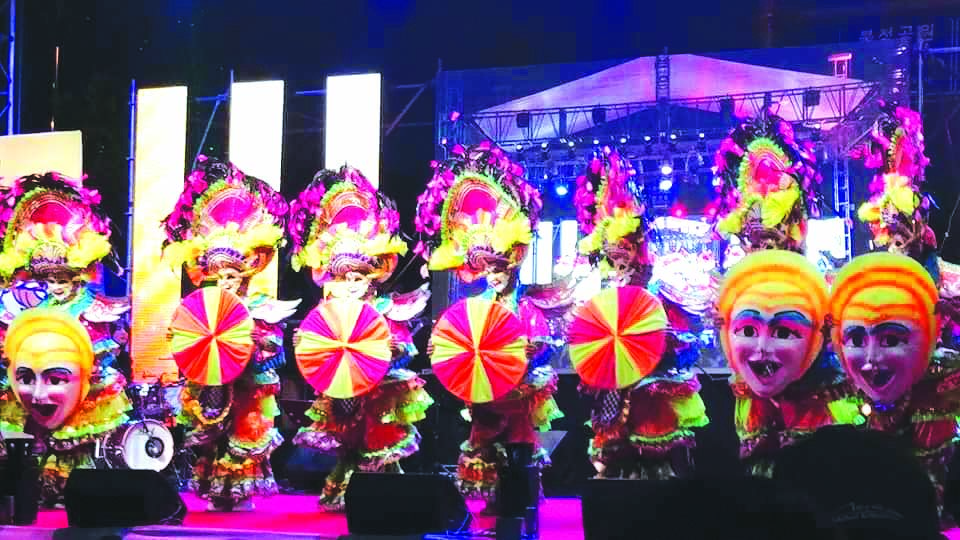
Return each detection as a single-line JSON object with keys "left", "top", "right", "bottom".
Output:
{"left": 535, "top": 221, "right": 554, "bottom": 285}
{"left": 325, "top": 73, "right": 382, "bottom": 187}
{"left": 559, "top": 220, "right": 579, "bottom": 261}
{"left": 229, "top": 80, "right": 285, "bottom": 298}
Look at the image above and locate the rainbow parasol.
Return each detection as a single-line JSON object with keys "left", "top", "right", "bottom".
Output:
{"left": 430, "top": 297, "right": 528, "bottom": 404}
{"left": 169, "top": 287, "right": 254, "bottom": 385}
{"left": 568, "top": 286, "right": 667, "bottom": 390}
{"left": 295, "top": 298, "right": 392, "bottom": 399}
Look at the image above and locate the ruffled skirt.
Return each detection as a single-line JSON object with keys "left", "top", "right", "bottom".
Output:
{"left": 293, "top": 369, "right": 433, "bottom": 511}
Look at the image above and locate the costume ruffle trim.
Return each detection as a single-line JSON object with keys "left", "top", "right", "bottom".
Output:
{"left": 358, "top": 427, "right": 421, "bottom": 471}
{"left": 228, "top": 428, "right": 283, "bottom": 459}
{"left": 293, "top": 427, "right": 341, "bottom": 453}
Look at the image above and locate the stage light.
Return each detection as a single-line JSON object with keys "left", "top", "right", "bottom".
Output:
{"left": 554, "top": 182, "right": 569, "bottom": 197}
{"left": 449, "top": 110, "right": 461, "bottom": 122}
{"left": 543, "top": 172, "right": 549, "bottom": 180}
{"left": 660, "top": 163, "right": 673, "bottom": 175}
{"left": 325, "top": 73, "right": 382, "bottom": 185}
{"left": 671, "top": 203, "right": 687, "bottom": 218}
{"left": 643, "top": 135, "right": 652, "bottom": 142}
{"left": 602, "top": 145, "right": 612, "bottom": 155}
{"left": 131, "top": 86, "right": 188, "bottom": 384}
{"left": 699, "top": 132, "right": 705, "bottom": 139}
{"left": 619, "top": 136, "right": 628, "bottom": 144}
{"left": 669, "top": 133, "right": 678, "bottom": 140}
{"left": 593, "top": 138, "right": 600, "bottom": 145}
{"left": 541, "top": 141, "right": 549, "bottom": 149}
{"left": 659, "top": 178, "right": 673, "bottom": 191}
{"left": 230, "top": 79, "right": 285, "bottom": 298}
{"left": 567, "top": 140, "right": 575, "bottom": 148}
{"left": 712, "top": 176, "right": 723, "bottom": 186}
{"left": 440, "top": 137, "right": 448, "bottom": 146}
{"left": 515, "top": 143, "right": 523, "bottom": 152}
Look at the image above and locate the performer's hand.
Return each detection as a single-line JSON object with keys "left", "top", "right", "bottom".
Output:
{"left": 525, "top": 343, "right": 538, "bottom": 360}
{"left": 425, "top": 339, "right": 434, "bottom": 357}
{"left": 389, "top": 337, "right": 405, "bottom": 358}
{"left": 292, "top": 331, "right": 301, "bottom": 348}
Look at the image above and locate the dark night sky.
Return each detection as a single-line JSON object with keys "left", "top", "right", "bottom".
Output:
{"left": 15, "top": 0, "right": 960, "bottom": 272}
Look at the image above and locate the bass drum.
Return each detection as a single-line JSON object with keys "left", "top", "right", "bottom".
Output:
{"left": 103, "top": 419, "right": 175, "bottom": 472}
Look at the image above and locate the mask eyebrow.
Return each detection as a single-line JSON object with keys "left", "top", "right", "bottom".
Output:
{"left": 41, "top": 367, "right": 74, "bottom": 377}
{"left": 870, "top": 322, "right": 911, "bottom": 336}
{"left": 731, "top": 309, "right": 763, "bottom": 323}
{"left": 842, "top": 326, "right": 866, "bottom": 341}
{"left": 770, "top": 311, "right": 812, "bottom": 327}
{"left": 14, "top": 367, "right": 34, "bottom": 377}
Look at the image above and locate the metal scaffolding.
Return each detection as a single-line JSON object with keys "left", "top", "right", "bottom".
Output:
{"left": 0, "top": 0, "right": 15, "bottom": 135}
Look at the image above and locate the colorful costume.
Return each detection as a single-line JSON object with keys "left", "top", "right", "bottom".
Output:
{"left": 574, "top": 150, "right": 708, "bottom": 479}
{"left": 288, "top": 166, "right": 432, "bottom": 511}
{"left": 830, "top": 252, "right": 960, "bottom": 516}
{"left": 713, "top": 112, "right": 822, "bottom": 254}
{"left": 162, "top": 157, "right": 298, "bottom": 511}
{"left": 0, "top": 173, "right": 129, "bottom": 372}
{"left": 717, "top": 250, "right": 859, "bottom": 477}
{"left": 0, "top": 309, "right": 131, "bottom": 507}
{"left": 415, "top": 141, "right": 563, "bottom": 505}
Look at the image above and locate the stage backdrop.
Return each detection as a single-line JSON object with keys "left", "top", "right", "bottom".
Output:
{"left": 0, "top": 131, "right": 83, "bottom": 181}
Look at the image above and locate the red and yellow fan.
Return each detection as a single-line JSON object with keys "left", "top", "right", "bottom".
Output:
{"left": 430, "top": 297, "right": 528, "bottom": 404}
{"left": 568, "top": 286, "right": 667, "bottom": 390}
{"left": 169, "top": 287, "right": 254, "bottom": 385}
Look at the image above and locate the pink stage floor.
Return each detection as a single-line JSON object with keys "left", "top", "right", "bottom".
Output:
{"left": 3, "top": 493, "right": 585, "bottom": 539}
{"left": 5, "top": 493, "right": 960, "bottom": 539}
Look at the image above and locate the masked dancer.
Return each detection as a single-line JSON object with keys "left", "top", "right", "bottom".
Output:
{"left": 162, "top": 157, "right": 298, "bottom": 511}
{"left": 574, "top": 149, "right": 709, "bottom": 479}
{"left": 415, "top": 141, "right": 563, "bottom": 513}
{"left": 289, "top": 166, "right": 433, "bottom": 511}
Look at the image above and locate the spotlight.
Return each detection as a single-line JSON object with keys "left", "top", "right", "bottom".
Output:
{"left": 543, "top": 173, "right": 549, "bottom": 180}
{"left": 619, "top": 136, "right": 628, "bottom": 144}
{"left": 515, "top": 144, "right": 524, "bottom": 152}
{"left": 698, "top": 132, "right": 705, "bottom": 139}
{"left": 660, "top": 163, "right": 674, "bottom": 175}
{"left": 643, "top": 135, "right": 652, "bottom": 142}
{"left": 671, "top": 203, "right": 688, "bottom": 218}
{"left": 712, "top": 176, "right": 723, "bottom": 186}
{"left": 659, "top": 178, "right": 673, "bottom": 191}
{"left": 669, "top": 133, "right": 678, "bottom": 141}
{"left": 568, "top": 140, "right": 575, "bottom": 148}
{"left": 554, "top": 183, "right": 569, "bottom": 197}
{"left": 541, "top": 141, "right": 549, "bottom": 149}
{"left": 440, "top": 137, "right": 448, "bottom": 146}
{"left": 449, "top": 111, "right": 461, "bottom": 122}
{"left": 593, "top": 138, "right": 600, "bottom": 145}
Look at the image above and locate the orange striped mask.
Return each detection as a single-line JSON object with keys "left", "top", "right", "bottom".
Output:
{"left": 830, "top": 252, "right": 939, "bottom": 404}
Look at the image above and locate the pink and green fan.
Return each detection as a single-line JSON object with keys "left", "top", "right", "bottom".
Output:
{"left": 568, "top": 286, "right": 667, "bottom": 390}
{"left": 295, "top": 298, "right": 392, "bottom": 399}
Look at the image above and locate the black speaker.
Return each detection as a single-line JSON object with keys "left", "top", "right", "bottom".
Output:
{"left": 345, "top": 473, "right": 469, "bottom": 535}
{"left": 581, "top": 479, "right": 673, "bottom": 540}
{"left": 64, "top": 469, "right": 186, "bottom": 527}
{"left": 583, "top": 476, "right": 824, "bottom": 540}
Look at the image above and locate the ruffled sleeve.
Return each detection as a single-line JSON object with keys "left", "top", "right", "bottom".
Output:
{"left": 48, "top": 368, "right": 132, "bottom": 450}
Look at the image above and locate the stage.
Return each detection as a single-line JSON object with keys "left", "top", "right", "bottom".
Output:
{"left": 0, "top": 494, "right": 584, "bottom": 539}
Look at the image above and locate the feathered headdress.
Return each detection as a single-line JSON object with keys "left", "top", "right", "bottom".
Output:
{"left": 712, "top": 112, "right": 822, "bottom": 253}
{"left": 574, "top": 150, "right": 649, "bottom": 269}
{"left": 414, "top": 141, "right": 542, "bottom": 283}
{"left": 853, "top": 101, "right": 935, "bottom": 257}
{"left": 0, "top": 172, "right": 113, "bottom": 283}
{"left": 161, "top": 157, "right": 288, "bottom": 286}
{"left": 288, "top": 166, "right": 407, "bottom": 285}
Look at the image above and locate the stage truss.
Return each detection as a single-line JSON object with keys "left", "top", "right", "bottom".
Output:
{"left": 0, "top": 0, "right": 17, "bottom": 135}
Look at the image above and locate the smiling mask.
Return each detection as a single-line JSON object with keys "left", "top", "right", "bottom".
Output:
{"left": 717, "top": 250, "right": 829, "bottom": 398}
{"left": 4, "top": 309, "right": 94, "bottom": 430}
{"left": 830, "top": 252, "right": 939, "bottom": 404}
